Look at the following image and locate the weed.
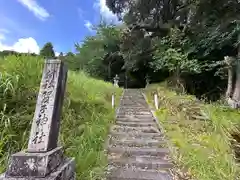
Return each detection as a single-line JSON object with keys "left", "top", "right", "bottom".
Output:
{"left": 146, "top": 83, "right": 240, "bottom": 180}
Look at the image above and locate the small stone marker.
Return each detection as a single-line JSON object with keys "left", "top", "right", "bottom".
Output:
{"left": 0, "top": 59, "right": 75, "bottom": 180}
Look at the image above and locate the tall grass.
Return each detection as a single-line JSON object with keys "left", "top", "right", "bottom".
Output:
{"left": 146, "top": 83, "right": 240, "bottom": 180}
{"left": 0, "top": 55, "right": 122, "bottom": 179}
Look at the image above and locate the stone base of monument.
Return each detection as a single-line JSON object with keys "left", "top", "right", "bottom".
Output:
{"left": 0, "top": 147, "right": 75, "bottom": 180}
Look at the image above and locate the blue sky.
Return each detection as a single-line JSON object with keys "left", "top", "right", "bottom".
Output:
{"left": 0, "top": 0, "right": 118, "bottom": 55}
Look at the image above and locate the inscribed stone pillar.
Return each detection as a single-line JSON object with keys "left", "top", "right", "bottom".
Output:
{"left": 0, "top": 59, "right": 75, "bottom": 180}
{"left": 28, "top": 60, "right": 67, "bottom": 152}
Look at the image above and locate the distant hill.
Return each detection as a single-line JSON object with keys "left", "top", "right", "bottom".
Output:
{"left": 0, "top": 50, "right": 37, "bottom": 57}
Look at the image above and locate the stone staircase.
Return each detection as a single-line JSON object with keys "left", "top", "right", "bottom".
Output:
{"left": 106, "top": 89, "right": 173, "bottom": 180}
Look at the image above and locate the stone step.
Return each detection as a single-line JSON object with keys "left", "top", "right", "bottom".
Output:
{"left": 120, "top": 101, "right": 146, "bottom": 103}
{"left": 108, "top": 138, "right": 164, "bottom": 148}
{"left": 120, "top": 102, "right": 149, "bottom": 108}
{"left": 116, "top": 118, "right": 155, "bottom": 123}
{"left": 118, "top": 108, "right": 152, "bottom": 114}
{"left": 118, "top": 108, "right": 149, "bottom": 112}
{"left": 117, "top": 114, "right": 152, "bottom": 117}
{"left": 116, "top": 121, "right": 157, "bottom": 127}
{"left": 108, "top": 157, "right": 173, "bottom": 170}
{"left": 111, "top": 125, "right": 159, "bottom": 134}
{"left": 124, "top": 92, "right": 142, "bottom": 93}
{"left": 120, "top": 100, "right": 147, "bottom": 106}
{"left": 121, "top": 99, "right": 144, "bottom": 100}
{"left": 117, "top": 115, "right": 154, "bottom": 119}
{"left": 121, "top": 97, "right": 144, "bottom": 98}
{"left": 108, "top": 147, "right": 169, "bottom": 157}
{"left": 107, "top": 168, "right": 172, "bottom": 180}
{"left": 121, "top": 99, "right": 147, "bottom": 105}
{"left": 107, "top": 91, "right": 173, "bottom": 180}
{"left": 110, "top": 132, "right": 163, "bottom": 140}
{"left": 108, "top": 153, "right": 170, "bottom": 161}
{"left": 117, "top": 112, "right": 152, "bottom": 116}
{"left": 119, "top": 106, "right": 148, "bottom": 109}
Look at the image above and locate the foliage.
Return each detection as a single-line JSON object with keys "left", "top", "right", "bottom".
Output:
{"left": 0, "top": 50, "right": 37, "bottom": 57}
{"left": 0, "top": 0, "right": 240, "bottom": 177}
{"left": 151, "top": 48, "right": 200, "bottom": 78}
{"left": 146, "top": 83, "right": 240, "bottom": 180}
{"left": 151, "top": 33, "right": 201, "bottom": 75}
{"left": 74, "top": 25, "right": 124, "bottom": 80}
{"left": 40, "top": 42, "right": 55, "bottom": 58}
{"left": 59, "top": 52, "right": 64, "bottom": 58}
{"left": 0, "top": 55, "right": 122, "bottom": 179}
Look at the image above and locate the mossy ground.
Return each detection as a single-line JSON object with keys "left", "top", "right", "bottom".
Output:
{"left": 0, "top": 55, "right": 122, "bottom": 180}
{"left": 145, "top": 83, "right": 240, "bottom": 180}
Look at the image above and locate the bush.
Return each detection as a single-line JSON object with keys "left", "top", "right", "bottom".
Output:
{"left": 146, "top": 83, "right": 240, "bottom": 180}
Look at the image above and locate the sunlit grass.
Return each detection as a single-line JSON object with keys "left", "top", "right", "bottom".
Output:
{"left": 0, "top": 55, "right": 122, "bottom": 179}
{"left": 146, "top": 83, "right": 240, "bottom": 180}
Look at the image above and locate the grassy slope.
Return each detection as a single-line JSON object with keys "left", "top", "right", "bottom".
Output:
{"left": 145, "top": 83, "right": 240, "bottom": 180}
{"left": 0, "top": 55, "right": 122, "bottom": 180}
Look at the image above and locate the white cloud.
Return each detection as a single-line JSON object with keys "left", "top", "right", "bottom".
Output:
{"left": 0, "top": 29, "right": 9, "bottom": 41}
{"left": 0, "top": 31, "right": 40, "bottom": 54}
{"left": 94, "top": 0, "right": 119, "bottom": 23}
{"left": 84, "top": 20, "right": 93, "bottom": 31}
{"left": 55, "top": 52, "right": 60, "bottom": 56}
{"left": 0, "top": 33, "right": 6, "bottom": 41}
{"left": 0, "top": 34, "right": 5, "bottom": 41}
{"left": 17, "top": 0, "right": 50, "bottom": 21}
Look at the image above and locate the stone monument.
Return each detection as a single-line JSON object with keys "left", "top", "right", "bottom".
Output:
{"left": 0, "top": 59, "right": 75, "bottom": 180}
{"left": 113, "top": 74, "right": 119, "bottom": 87}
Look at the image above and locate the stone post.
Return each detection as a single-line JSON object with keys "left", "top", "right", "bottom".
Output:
{"left": 112, "top": 93, "right": 115, "bottom": 108}
{"left": 154, "top": 93, "right": 159, "bottom": 110}
{"left": 0, "top": 59, "right": 75, "bottom": 180}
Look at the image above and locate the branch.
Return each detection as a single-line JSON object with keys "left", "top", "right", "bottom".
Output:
{"left": 176, "top": 0, "right": 194, "bottom": 12}
{"left": 130, "top": 23, "right": 173, "bottom": 32}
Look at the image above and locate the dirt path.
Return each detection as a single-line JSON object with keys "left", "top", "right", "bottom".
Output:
{"left": 106, "top": 89, "right": 173, "bottom": 180}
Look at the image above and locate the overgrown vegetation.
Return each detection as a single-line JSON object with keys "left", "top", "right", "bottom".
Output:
{"left": 0, "top": 0, "right": 240, "bottom": 179}
{"left": 0, "top": 55, "right": 122, "bottom": 180}
{"left": 146, "top": 83, "right": 240, "bottom": 180}
{"left": 61, "top": 0, "right": 240, "bottom": 103}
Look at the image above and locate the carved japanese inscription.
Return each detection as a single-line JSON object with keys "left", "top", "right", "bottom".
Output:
{"left": 27, "top": 59, "right": 67, "bottom": 153}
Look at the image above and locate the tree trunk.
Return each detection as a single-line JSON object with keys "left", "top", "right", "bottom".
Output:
{"left": 230, "top": 34, "right": 240, "bottom": 108}
{"left": 232, "top": 61, "right": 240, "bottom": 101}
{"left": 171, "top": 66, "right": 185, "bottom": 94}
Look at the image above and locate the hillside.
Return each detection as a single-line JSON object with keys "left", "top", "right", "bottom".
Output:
{"left": 145, "top": 83, "right": 240, "bottom": 180}
{"left": 0, "top": 55, "right": 122, "bottom": 179}
{"left": 1, "top": 1, "right": 240, "bottom": 179}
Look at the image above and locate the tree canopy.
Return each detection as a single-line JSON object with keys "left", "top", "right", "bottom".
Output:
{"left": 40, "top": 42, "right": 55, "bottom": 58}
{"left": 68, "top": 0, "right": 240, "bottom": 103}
{"left": 5, "top": 0, "right": 238, "bottom": 103}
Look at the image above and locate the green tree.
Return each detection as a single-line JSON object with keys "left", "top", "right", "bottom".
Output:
{"left": 71, "top": 0, "right": 240, "bottom": 100}
{"left": 74, "top": 24, "right": 124, "bottom": 79}
{"left": 59, "top": 52, "right": 64, "bottom": 57}
{"left": 40, "top": 42, "right": 55, "bottom": 58}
